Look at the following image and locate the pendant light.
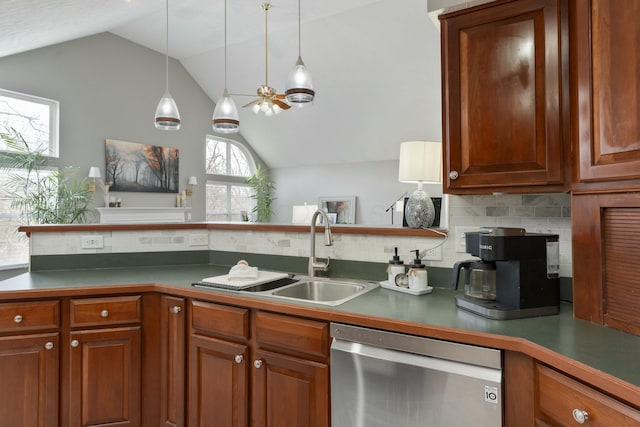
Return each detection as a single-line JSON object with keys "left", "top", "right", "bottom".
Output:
{"left": 284, "top": 0, "right": 315, "bottom": 106}
{"left": 154, "top": 0, "right": 181, "bottom": 130}
{"left": 212, "top": 0, "right": 240, "bottom": 133}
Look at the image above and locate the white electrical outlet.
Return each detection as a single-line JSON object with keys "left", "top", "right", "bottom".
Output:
{"left": 455, "top": 226, "right": 480, "bottom": 253}
{"left": 189, "top": 234, "right": 209, "bottom": 246}
{"left": 81, "top": 235, "right": 104, "bottom": 249}
{"left": 423, "top": 246, "right": 442, "bottom": 261}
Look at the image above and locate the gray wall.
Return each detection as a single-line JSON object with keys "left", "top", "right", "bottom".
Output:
{"left": 271, "top": 160, "right": 443, "bottom": 225}
{"left": 0, "top": 32, "right": 260, "bottom": 222}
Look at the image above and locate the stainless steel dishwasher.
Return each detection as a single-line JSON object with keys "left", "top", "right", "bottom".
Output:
{"left": 330, "top": 323, "right": 503, "bottom": 426}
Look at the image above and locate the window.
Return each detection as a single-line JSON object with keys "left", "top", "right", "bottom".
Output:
{"left": 0, "top": 88, "right": 60, "bottom": 269}
{"left": 205, "top": 136, "right": 256, "bottom": 221}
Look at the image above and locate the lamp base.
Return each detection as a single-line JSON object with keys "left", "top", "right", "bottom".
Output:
{"left": 404, "top": 189, "right": 435, "bottom": 228}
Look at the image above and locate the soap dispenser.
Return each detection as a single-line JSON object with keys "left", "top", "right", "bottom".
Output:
{"left": 387, "top": 247, "right": 405, "bottom": 285}
{"left": 408, "top": 250, "right": 428, "bottom": 290}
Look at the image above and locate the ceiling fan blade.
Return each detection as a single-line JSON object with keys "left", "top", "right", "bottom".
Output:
{"left": 242, "top": 99, "right": 261, "bottom": 108}
{"left": 273, "top": 99, "right": 291, "bottom": 110}
{"left": 275, "top": 94, "right": 286, "bottom": 100}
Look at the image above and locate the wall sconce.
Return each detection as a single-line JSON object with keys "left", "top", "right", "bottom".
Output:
{"left": 186, "top": 176, "right": 197, "bottom": 196}
{"left": 398, "top": 141, "right": 442, "bottom": 228}
{"left": 87, "top": 167, "right": 101, "bottom": 192}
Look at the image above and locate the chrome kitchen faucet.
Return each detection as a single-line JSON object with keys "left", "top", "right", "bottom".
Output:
{"left": 308, "top": 209, "right": 333, "bottom": 277}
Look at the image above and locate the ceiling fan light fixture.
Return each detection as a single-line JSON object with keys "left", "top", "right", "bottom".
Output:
{"left": 154, "top": 0, "right": 180, "bottom": 131}
{"left": 212, "top": 90, "right": 239, "bottom": 134}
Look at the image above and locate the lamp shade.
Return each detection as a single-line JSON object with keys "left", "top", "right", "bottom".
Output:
{"left": 88, "top": 167, "right": 101, "bottom": 179}
{"left": 398, "top": 141, "right": 442, "bottom": 183}
{"left": 188, "top": 176, "right": 198, "bottom": 186}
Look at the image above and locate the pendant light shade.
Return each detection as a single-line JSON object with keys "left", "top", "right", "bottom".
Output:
{"left": 285, "top": 0, "right": 315, "bottom": 106}
{"left": 212, "top": 89, "right": 239, "bottom": 133}
{"left": 212, "top": 0, "right": 240, "bottom": 133}
{"left": 155, "top": 0, "right": 181, "bottom": 130}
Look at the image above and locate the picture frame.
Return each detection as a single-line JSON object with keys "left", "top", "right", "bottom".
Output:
{"left": 105, "top": 139, "right": 179, "bottom": 193}
{"left": 318, "top": 196, "right": 356, "bottom": 224}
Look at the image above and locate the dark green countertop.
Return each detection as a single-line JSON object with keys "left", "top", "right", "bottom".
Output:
{"left": 2, "top": 264, "right": 639, "bottom": 394}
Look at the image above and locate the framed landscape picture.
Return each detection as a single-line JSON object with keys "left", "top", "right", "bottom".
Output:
{"left": 318, "top": 196, "right": 356, "bottom": 224}
{"left": 105, "top": 139, "right": 179, "bottom": 193}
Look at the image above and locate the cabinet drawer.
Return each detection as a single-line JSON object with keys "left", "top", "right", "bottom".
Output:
{"left": 255, "top": 311, "right": 329, "bottom": 359}
{"left": 190, "top": 300, "right": 249, "bottom": 341}
{"left": 536, "top": 364, "right": 640, "bottom": 426}
{"left": 70, "top": 295, "right": 141, "bottom": 327}
{"left": 0, "top": 300, "right": 59, "bottom": 332}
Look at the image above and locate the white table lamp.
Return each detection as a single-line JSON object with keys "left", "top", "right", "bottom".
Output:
{"left": 398, "top": 141, "right": 442, "bottom": 228}
{"left": 87, "top": 167, "right": 101, "bottom": 192}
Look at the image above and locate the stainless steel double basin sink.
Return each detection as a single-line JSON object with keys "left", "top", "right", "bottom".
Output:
{"left": 247, "top": 277, "right": 378, "bottom": 306}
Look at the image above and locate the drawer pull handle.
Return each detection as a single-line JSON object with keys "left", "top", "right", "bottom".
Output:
{"left": 45, "top": 342, "right": 54, "bottom": 350}
{"left": 170, "top": 306, "right": 182, "bottom": 314}
{"left": 13, "top": 314, "right": 23, "bottom": 323}
{"left": 449, "top": 170, "right": 459, "bottom": 180}
{"left": 71, "top": 340, "right": 79, "bottom": 348}
{"left": 100, "top": 309, "right": 109, "bottom": 318}
{"left": 572, "top": 409, "right": 589, "bottom": 424}
{"left": 234, "top": 354, "right": 244, "bottom": 364}
{"left": 253, "top": 359, "right": 263, "bottom": 369}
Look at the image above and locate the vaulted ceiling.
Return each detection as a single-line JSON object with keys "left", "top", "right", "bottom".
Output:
{"left": 0, "top": 0, "right": 443, "bottom": 169}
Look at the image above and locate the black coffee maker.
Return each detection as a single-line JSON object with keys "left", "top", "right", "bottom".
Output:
{"left": 454, "top": 227, "right": 560, "bottom": 319}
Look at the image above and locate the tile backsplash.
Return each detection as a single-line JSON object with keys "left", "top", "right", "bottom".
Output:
{"left": 28, "top": 193, "right": 573, "bottom": 277}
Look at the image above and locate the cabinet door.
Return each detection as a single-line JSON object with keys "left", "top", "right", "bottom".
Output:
{"left": 441, "top": 0, "right": 567, "bottom": 193}
{"left": 68, "top": 327, "right": 141, "bottom": 427}
{"left": 573, "top": 0, "right": 640, "bottom": 184}
{"left": 160, "top": 296, "right": 185, "bottom": 427}
{"left": 252, "top": 349, "right": 329, "bottom": 427}
{"left": 0, "top": 333, "right": 59, "bottom": 427}
{"left": 188, "top": 334, "right": 248, "bottom": 427}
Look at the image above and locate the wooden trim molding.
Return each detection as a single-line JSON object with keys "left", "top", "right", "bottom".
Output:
{"left": 18, "top": 222, "right": 447, "bottom": 238}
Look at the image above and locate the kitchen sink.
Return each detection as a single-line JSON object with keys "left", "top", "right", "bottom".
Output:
{"left": 262, "top": 278, "right": 378, "bottom": 306}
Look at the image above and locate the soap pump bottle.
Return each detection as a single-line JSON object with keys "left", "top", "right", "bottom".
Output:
{"left": 387, "top": 247, "right": 405, "bottom": 285}
{"left": 408, "top": 249, "right": 428, "bottom": 290}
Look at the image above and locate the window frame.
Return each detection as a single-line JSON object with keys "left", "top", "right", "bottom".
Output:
{"left": 205, "top": 135, "right": 257, "bottom": 221}
{"left": 0, "top": 88, "right": 59, "bottom": 158}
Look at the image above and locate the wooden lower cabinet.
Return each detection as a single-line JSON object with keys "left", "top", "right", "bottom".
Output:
{"left": 0, "top": 333, "right": 59, "bottom": 427}
{"left": 160, "top": 295, "right": 186, "bottom": 427}
{"left": 187, "top": 300, "right": 330, "bottom": 427}
{"left": 535, "top": 364, "right": 640, "bottom": 426}
{"left": 251, "top": 349, "right": 329, "bottom": 427}
{"left": 67, "top": 327, "right": 141, "bottom": 427}
{"left": 189, "top": 333, "right": 249, "bottom": 427}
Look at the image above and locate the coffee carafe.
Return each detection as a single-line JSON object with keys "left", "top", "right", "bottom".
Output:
{"left": 451, "top": 260, "right": 496, "bottom": 300}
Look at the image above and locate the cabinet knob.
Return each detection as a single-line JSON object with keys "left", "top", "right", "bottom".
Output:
{"left": 170, "top": 306, "right": 182, "bottom": 314}
{"left": 71, "top": 340, "right": 79, "bottom": 348}
{"left": 45, "top": 341, "right": 54, "bottom": 350}
{"left": 449, "top": 170, "right": 459, "bottom": 180}
{"left": 572, "top": 409, "right": 589, "bottom": 424}
{"left": 234, "top": 354, "right": 244, "bottom": 364}
{"left": 253, "top": 359, "right": 263, "bottom": 369}
{"left": 100, "top": 309, "right": 109, "bottom": 318}
{"left": 13, "top": 314, "right": 23, "bottom": 323}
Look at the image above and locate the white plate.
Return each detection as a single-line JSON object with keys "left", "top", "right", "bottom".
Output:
{"left": 379, "top": 280, "right": 433, "bottom": 295}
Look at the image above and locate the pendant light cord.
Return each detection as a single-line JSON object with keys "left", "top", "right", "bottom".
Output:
{"left": 164, "top": 0, "right": 169, "bottom": 91}
{"left": 224, "top": 0, "right": 228, "bottom": 90}
{"left": 297, "top": 0, "right": 301, "bottom": 57}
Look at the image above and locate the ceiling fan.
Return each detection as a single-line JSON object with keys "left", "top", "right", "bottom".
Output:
{"left": 240, "top": 2, "right": 291, "bottom": 116}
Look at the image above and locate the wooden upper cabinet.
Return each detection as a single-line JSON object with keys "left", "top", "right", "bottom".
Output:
{"left": 572, "top": 0, "right": 640, "bottom": 188}
{"left": 440, "top": 0, "right": 568, "bottom": 194}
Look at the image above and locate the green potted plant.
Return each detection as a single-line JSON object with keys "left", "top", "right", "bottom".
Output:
{"left": 246, "top": 164, "right": 275, "bottom": 222}
{"left": 0, "top": 129, "right": 93, "bottom": 224}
